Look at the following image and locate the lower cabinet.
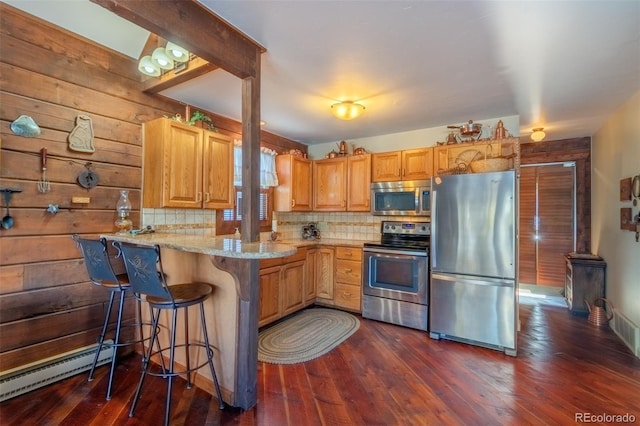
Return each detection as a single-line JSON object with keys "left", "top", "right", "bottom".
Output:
{"left": 334, "top": 246, "right": 362, "bottom": 312}
{"left": 258, "top": 248, "right": 307, "bottom": 327}
{"left": 315, "top": 248, "right": 335, "bottom": 302}
{"left": 259, "top": 244, "right": 363, "bottom": 327}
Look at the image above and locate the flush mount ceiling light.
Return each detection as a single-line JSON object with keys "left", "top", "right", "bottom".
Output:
{"left": 138, "top": 55, "right": 160, "bottom": 77}
{"left": 331, "top": 101, "right": 365, "bottom": 120}
{"left": 531, "top": 128, "right": 546, "bottom": 142}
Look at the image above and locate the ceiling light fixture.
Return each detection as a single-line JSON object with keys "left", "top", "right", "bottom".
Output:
{"left": 165, "top": 42, "right": 190, "bottom": 63}
{"left": 138, "top": 55, "right": 161, "bottom": 77}
{"left": 138, "top": 42, "right": 190, "bottom": 77}
{"left": 151, "top": 47, "right": 174, "bottom": 70}
{"left": 531, "top": 128, "right": 546, "bottom": 142}
{"left": 331, "top": 101, "right": 365, "bottom": 120}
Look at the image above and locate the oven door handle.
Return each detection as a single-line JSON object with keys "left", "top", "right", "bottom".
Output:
{"left": 363, "top": 248, "right": 427, "bottom": 257}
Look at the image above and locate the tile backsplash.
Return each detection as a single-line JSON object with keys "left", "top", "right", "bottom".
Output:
{"left": 142, "top": 208, "right": 217, "bottom": 236}
{"left": 274, "top": 212, "right": 384, "bottom": 241}
{"left": 142, "top": 208, "right": 388, "bottom": 241}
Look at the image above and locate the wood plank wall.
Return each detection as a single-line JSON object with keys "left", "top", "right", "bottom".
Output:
{"left": 520, "top": 137, "right": 591, "bottom": 253}
{"left": 0, "top": 4, "right": 305, "bottom": 372}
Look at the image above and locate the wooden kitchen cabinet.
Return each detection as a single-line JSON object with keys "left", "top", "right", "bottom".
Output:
{"left": 258, "top": 248, "right": 307, "bottom": 327}
{"left": 565, "top": 253, "right": 606, "bottom": 316}
{"left": 347, "top": 154, "right": 372, "bottom": 211}
{"left": 315, "top": 247, "right": 335, "bottom": 302}
{"left": 143, "top": 117, "right": 233, "bottom": 209}
{"left": 313, "top": 154, "right": 371, "bottom": 211}
{"left": 258, "top": 262, "right": 282, "bottom": 327}
{"left": 433, "top": 138, "right": 519, "bottom": 175}
{"left": 371, "top": 148, "right": 433, "bottom": 182}
{"left": 313, "top": 157, "right": 347, "bottom": 211}
{"left": 333, "top": 246, "right": 363, "bottom": 312}
{"left": 275, "top": 154, "right": 312, "bottom": 212}
{"left": 305, "top": 249, "right": 318, "bottom": 304}
{"left": 281, "top": 259, "right": 306, "bottom": 316}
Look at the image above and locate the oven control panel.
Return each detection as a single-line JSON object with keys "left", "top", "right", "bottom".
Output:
{"left": 382, "top": 221, "right": 430, "bottom": 235}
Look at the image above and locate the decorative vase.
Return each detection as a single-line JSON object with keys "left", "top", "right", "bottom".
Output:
{"left": 114, "top": 190, "right": 133, "bottom": 235}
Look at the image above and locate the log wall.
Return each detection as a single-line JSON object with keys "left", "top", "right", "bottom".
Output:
{"left": 0, "top": 4, "right": 305, "bottom": 371}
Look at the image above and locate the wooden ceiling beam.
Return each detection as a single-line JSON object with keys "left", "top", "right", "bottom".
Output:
{"left": 90, "top": 0, "right": 264, "bottom": 79}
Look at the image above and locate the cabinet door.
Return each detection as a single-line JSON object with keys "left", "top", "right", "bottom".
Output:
{"left": 203, "top": 131, "right": 234, "bottom": 209}
{"left": 316, "top": 248, "right": 335, "bottom": 301}
{"left": 281, "top": 260, "right": 306, "bottom": 316}
{"left": 305, "top": 249, "right": 318, "bottom": 304}
{"left": 372, "top": 151, "right": 402, "bottom": 182}
{"left": 291, "top": 156, "right": 313, "bottom": 211}
{"left": 402, "top": 148, "right": 433, "bottom": 180}
{"left": 313, "top": 158, "right": 347, "bottom": 211}
{"left": 259, "top": 266, "right": 281, "bottom": 327}
{"left": 347, "top": 154, "right": 371, "bottom": 211}
{"left": 275, "top": 155, "right": 312, "bottom": 212}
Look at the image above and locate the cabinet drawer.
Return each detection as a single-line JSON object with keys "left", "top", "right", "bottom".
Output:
{"left": 260, "top": 258, "right": 283, "bottom": 269}
{"left": 334, "top": 283, "right": 361, "bottom": 311}
{"left": 335, "top": 259, "right": 361, "bottom": 285}
{"left": 335, "top": 246, "right": 362, "bottom": 261}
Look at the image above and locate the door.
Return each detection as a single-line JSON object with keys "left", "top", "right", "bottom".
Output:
{"left": 313, "top": 158, "right": 347, "bottom": 211}
{"left": 347, "top": 154, "right": 371, "bottom": 211}
{"left": 519, "top": 163, "right": 575, "bottom": 287}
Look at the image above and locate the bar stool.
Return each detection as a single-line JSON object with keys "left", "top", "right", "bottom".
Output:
{"left": 114, "top": 242, "right": 224, "bottom": 426}
{"left": 72, "top": 234, "right": 142, "bottom": 400}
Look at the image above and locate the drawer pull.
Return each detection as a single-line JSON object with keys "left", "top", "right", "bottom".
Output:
{"left": 344, "top": 268, "right": 352, "bottom": 273}
{"left": 343, "top": 292, "right": 352, "bottom": 296}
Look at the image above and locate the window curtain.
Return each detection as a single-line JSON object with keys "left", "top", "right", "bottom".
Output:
{"left": 233, "top": 140, "right": 279, "bottom": 187}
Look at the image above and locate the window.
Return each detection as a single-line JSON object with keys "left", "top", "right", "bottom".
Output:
{"left": 216, "top": 186, "right": 274, "bottom": 235}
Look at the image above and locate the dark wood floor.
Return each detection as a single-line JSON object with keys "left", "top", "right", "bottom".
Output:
{"left": 2, "top": 297, "right": 639, "bottom": 425}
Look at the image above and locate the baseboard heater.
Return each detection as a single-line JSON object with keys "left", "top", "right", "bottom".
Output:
{"left": 611, "top": 309, "right": 640, "bottom": 358}
{"left": 0, "top": 340, "right": 114, "bottom": 402}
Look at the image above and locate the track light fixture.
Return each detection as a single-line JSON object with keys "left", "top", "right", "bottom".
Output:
{"left": 138, "top": 42, "right": 190, "bottom": 77}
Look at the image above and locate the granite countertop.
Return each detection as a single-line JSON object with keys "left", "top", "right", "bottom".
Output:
{"left": 102, "top": 232, "right": 297, "bottom": 259}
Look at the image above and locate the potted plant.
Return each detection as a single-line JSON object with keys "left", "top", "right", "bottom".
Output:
{"left": 188, "top": 111, "right": 212, "bottom": 128}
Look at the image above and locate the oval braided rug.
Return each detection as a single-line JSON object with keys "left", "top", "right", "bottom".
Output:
{"left": 258, "top": 308, "right": 360, "bottom": 364}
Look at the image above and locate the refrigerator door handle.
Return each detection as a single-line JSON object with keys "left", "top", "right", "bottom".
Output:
{"left": 431, "top": 189, "right": 437, "bottom": 269}
{"left": 431, "top": 272, "right": 514, "bottom": 287}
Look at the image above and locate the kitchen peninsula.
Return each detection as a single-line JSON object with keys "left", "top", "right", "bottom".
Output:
{"left": 103, "top": 232, "right": 297, "bottom": 409}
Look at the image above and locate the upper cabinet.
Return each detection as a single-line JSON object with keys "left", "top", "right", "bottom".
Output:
{"left": 371, "top": 148, "right": 433, "bottom": 182}
{"left": 346, "top": 154, "right": 371, "bottom": 211}
{"left": 313, "top": 154, "right": 371, "bottom": 212}
{"left": 433, "top": 137, "right": 519, "bottom": 176}
{"left": 275, "top": 154, "right": 312, "bottom": 212}
{"left": 313, "top": 157, "right": 347, "bottom": 211}
{"left": 142, "top": 117, "right": 234, "bottom": 209}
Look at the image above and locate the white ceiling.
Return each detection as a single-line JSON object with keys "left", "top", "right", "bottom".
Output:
{"left": 6, "top": 1, "right": 640, "bottom": 145}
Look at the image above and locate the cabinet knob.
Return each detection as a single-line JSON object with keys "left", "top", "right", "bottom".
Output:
{"left": 204, "top": 192, "right": 210, "bottom": 202}
{"left": 291, "top": 199, "right": 296, "bottom": 207}
{"left": 196, "top": 192, "right": 203, "bottom": 202}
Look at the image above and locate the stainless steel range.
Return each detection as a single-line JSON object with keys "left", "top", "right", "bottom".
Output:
{"left": 362, "top": 220, "right": 430, "bottom": 331}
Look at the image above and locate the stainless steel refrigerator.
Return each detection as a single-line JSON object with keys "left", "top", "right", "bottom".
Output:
{"left": 429, "top": 170, "right": 518, "bottom": 356}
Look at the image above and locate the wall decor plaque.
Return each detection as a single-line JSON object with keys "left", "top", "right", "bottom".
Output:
{"left": 620, "top": 207, "right": 634, "bottom": 231}
{"left": 68, "top": 115, "right": 95, "bottom": 153}
{"left": 620, "top": 177, "right": 632, "bottom": 201}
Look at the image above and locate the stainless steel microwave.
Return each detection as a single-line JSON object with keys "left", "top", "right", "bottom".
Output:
{"left": 370, "top": 180, "right": 431, "bottom": 216}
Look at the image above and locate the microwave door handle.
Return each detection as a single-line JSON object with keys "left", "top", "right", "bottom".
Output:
{"left": 431, "top": 189, "right": 437, "bottom": 269}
